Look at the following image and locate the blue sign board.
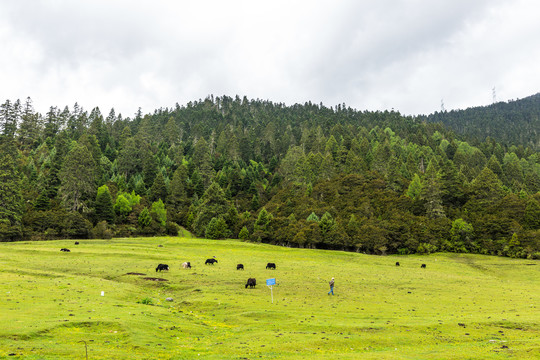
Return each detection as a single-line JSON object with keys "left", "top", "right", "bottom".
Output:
{"left": 266, "top": 278, "right": 276, "bottom": 286}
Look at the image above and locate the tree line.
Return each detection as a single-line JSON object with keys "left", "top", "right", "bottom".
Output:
{"left": 422, "top": 93, "right": 540, "bottom": 151}
{"left": 1, "top": 95, "right": 539, "bottom": 259}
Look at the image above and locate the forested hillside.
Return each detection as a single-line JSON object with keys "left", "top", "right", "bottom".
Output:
{"left": 1, "top": 95, "right": 539, "bottom": 258}
{"left": 422, "top": 93, "right": 540, "bottom": 150}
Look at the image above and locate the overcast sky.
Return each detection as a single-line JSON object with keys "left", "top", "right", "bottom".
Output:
{"left": 1, "top": 0, "right": 539, "bottom": 118}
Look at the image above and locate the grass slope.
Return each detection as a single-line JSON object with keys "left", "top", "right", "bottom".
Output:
{"left": 0, "top": 237, "right": 539, "bottom": 359}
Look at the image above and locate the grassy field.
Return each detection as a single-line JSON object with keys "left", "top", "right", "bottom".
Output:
{"left": 0, "top": 237, "right": 539, "bottom": 359}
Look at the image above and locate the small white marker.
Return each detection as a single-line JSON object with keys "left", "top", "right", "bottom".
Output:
{"left": 101, "top": 291, "right": 105, "bottom": 296}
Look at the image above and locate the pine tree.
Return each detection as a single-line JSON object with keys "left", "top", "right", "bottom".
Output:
{"left": 251, "top": 194, "right": 260, "bottom": 211}
{"left": 58, "top": 142, "right": 97, "bottom": 212}
{"left": 325, "top": 135, "right": 339, "bottom": 159}
{"left": 0, "top": 137, "right": 23, "bottom": 239}
{"left": 192, "top": 137, "right": 214, "bottom": 185}
{"left": 502, "top": 152, "right": 524, "bottom": 189}
{"left": 79, "top": 134, "right": 103, "bottom": 184}
{"left": 117, "top": 137, "right": 143, "bottom": 178}
{"left": 192, "top": 182, "right": 230, "bottom": 236}
{"left": 0, "top": 99, "right": 20, "bottom": 138}
{"left": 523, "top": 198, "right": 540, "bottom": 230}
{"left": 205, "top": 217, "right": 229, "bottom": 239}
{"left": 406, "top": 173, "right": 423, "bottom": 200}
{"left": 168, "top": 165, "right": 188, "bottom": 209}
{"left": 238, "top": 226, "right": 249, "bottom": 240}
{"left": 142, "top": 151, "right": 158, "bottom": 187}
{"left": 449, "top": 218, "right": 474, "bottom": 252}
{"left": 307, "top": 212, "right": 320, "bottom": 222}
{"left": 420, "top": 160, "right": 445, "bottom": 218}
{"left": 34, "top": 190, "right": 51, "bottom": 211}
{"left": 18, "top": 97, "right": 40, "bottom": 148}
{"left": 254, "top": 208, "right": 273, "bottom": 231}
{"left": 43, "top": 106, "right": 61, "bottom": 138}
{"left": 149, "top": 171, "right": 168, "bottom": 203}
{"left": 138, "top": 207, "right": 151, "bottom": 228}
{"left": 95, "top": 185, "right": 115, "bottom": 224}
{"left": 440, "top": 159, "right": 466, "bottom": 208}
{"left": 319, "top": 212, "right": 336, "bottom": 234}
{"left": 164, "top": 117, "right": 181, "bottom": 145}
{"left": 224, "top": 205, "right": 240, "bottom": 235}
{"left": 150, "top": 199, "right": 167, "bottom": 227}
{"left": 469, "top": 167, "right": 504, "bottom": 203}
{"left": 114, "top": 193, "right": 132, "bottom": 222}
{"left": 486, "top": 155, "right": 504, "bottom": 179}
{"left": 190, "top": 169, "right": 205, "bottom": 198}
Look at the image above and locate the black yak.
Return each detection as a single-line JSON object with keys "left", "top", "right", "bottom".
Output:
{"left": 156, "top": 264, "right": 169, "bottom": 272}
{"left": 245, "top": 278, "right": 256, "bottom": 288}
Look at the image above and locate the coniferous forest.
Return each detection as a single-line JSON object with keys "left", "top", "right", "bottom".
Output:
{"left": 1, "top": 95, "right": 539, "bottom": 258}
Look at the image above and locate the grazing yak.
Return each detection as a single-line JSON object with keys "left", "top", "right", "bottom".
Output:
{"left": 266, "top": 262, "right": 276, "bottom": 270}
{"left": 395, "top": 262, "right": 400, "bottom": 266}
{"left": 156, "top": 264, "right": 169, "bottom": 272}
{"left": 60, "top": 248, "right": 70, "bottom": 252}
{"left": 421, "top": 264, "right": 426, "bottom": 268}
{"left": 182, "top": 262, "right": 191, "bottom": 269}
{"left": 205, "top": 258, "right": 218, "bottom": 265}
{"left": 74, "top": 241, "right": 79, "bottom": 245}
{"left": 245, "top": 278, "right": 256, "bottom": 288}
{"left": 237, "top": 264, "right": 244, "bottom": 270}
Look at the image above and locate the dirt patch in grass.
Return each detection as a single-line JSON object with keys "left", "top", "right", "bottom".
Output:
{"left": 143, "top": 277, "right": 168, "bottom": 282}
{"left": 125, "top": 272, "right": 146, "bottom": 275}
{"left": 490, "top": 263, "right": 537, "bottom": 266}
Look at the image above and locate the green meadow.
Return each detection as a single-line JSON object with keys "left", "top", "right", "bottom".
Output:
{"left": 0, "top": 237, "right": 539, "bottom": 359}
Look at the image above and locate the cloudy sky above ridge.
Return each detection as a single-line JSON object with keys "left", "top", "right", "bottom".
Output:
{"left": 1, "top": 0, "right": 539, "bottom": 117}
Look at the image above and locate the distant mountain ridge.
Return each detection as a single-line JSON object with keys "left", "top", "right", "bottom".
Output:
{"left": 422, "top": 93, "right": 540, "bottom": 150}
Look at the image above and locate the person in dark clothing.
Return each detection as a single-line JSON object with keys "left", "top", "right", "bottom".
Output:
{"left": 328, "top": 277, "right": 335, "bottom": 295}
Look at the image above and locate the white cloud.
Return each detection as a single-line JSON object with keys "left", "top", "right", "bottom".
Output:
{"left": 0, "top": 0, "right": 538, "bottom": 117}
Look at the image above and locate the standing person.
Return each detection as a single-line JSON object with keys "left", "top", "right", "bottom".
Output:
{"left": 328, "top": 277, "right": 335, "bottom": 295}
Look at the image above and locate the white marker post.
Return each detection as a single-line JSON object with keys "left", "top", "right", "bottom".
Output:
{"left": 266, "top": 278, "right": 276, "bottom": 303}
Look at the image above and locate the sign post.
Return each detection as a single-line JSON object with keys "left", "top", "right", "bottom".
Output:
{"left": 266, "top": 278, "right": 276, "bottom": 303}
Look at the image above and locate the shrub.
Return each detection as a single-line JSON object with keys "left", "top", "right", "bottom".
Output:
{"left": 205, "top": 217, "right": 230, "bottom": 239}
{"left": 150, "top": 199, "right": 167, "bottom": 227}
{"left": 94, "top": 221, "right": 113, "bottom": 239}
{"left": 417, "top": 243, "right": 438, "bottom": 254}
{"left": 137, "top": 297, "right": 153, "bottom": 305}
{"left": 166, "top": 222, "right": 180, "bottom": 236}
{"left": 138, "top": 208, "right": 151, "bottom": 229}
{"left": 238, "top": 226, "right": 249, "bottom": 240}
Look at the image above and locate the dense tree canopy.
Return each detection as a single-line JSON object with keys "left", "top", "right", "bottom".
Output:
{"left": 1, "top": 95, "right": 539, "bottom": 258}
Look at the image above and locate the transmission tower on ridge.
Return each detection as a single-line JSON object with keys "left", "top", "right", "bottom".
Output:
{"left": 441, "top": 99, "right": 445, "bottom": 112}
{"left": 492, "top": 87, "right": 497, "bottom": 103}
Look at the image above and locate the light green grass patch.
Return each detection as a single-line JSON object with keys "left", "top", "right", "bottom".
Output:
{"left": 0, "top": 238, "right": 539, "bottom": 359}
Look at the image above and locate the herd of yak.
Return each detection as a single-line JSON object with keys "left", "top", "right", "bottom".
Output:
{"left": 60, "top": 243, "right": 426, "bottom": 290}
{"left": 155, "top": 258, "right": 277, "bottom": 289}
